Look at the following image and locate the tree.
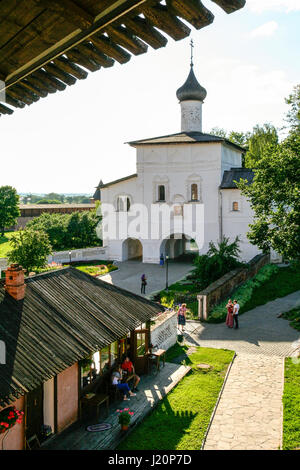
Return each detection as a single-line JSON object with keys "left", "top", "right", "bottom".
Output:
{"left": 245, "top": 123, "right": 278, "bottom": 168}
{"left": 8, "top": 229, "right": 52, "bottom": 273}
{"left": 285, "top": 84, "right": 300, "bottom": 133}
{"left": 191, "top": 236, "right": 242, "bottom": 289}
{"left": 237, "top": 133, "right": 300, "bottom": 260}
{"left": 0, "top": 186, "right": 20, "bottom": 236}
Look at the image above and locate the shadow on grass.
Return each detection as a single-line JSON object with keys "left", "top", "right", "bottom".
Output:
{"left": 119, "top": 395, "right": 197, "bottom": 450}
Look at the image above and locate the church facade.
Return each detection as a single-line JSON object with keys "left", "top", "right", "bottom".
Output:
{"left": 99, "top": 64, "right": 261, "bottom": 264}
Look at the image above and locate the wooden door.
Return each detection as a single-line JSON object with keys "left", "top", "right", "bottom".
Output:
{"left": 25, "top": 385, "right": 44, "bottom": 442}
{"left": 133, "top": 329, "right": 149, "bottom": 375}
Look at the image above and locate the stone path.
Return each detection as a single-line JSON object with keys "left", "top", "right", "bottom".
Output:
{"left": 204, "top": 354, "right": 284, "bottom": 450}
{"left": 100, "top": 259, "right": 193, "bottom": 296}
{"left": 184, "top": 292, "right": 300, "bottom": 450}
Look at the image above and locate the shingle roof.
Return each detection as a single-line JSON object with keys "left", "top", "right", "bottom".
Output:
{"left": 220, "top": 168, "right": 255, "bottom": 189}
{"left": 0, "top": 267, "right": 163, "bottom": 406}
{"left": 128, "top": 132, "right": 245, "bottom": 152}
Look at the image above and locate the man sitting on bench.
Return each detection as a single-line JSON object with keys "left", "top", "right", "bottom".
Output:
{"left": 121, "top": 357, "right": 140, "bottom": 392}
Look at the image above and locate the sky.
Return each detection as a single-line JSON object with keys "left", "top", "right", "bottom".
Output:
{"left": 0, "top": 0, "right": 299, "bottom": 195}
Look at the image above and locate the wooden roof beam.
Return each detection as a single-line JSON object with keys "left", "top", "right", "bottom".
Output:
{"left": 77, "top": 43, "right": 115, "bottom": 68}
{"left": 65, "top": 49, "right": 101, "bottom": 72}
{"left": 7, "top": 85, "right": 36, "bottom": 105}
{"left": 140, "top": 3, "right": 191, "bottom": 41}
{"left": 89, "top": 34, "right": 131, "bottom": 64}
{"left": 124, "top": 16, "right": 168, "bottom": 49}
{"left": 54, "top": 56, "right": 88, "bottom": 80}
{"left": 36, "top": 0, "right": 94, "bottom": 30}
{"left": 25, "top": 75, "right": 56, "bottom": 95}
{"left": 0, "top": 103, "right": 14, "bottom": 115}
{"left": 166, "top": 0, "right": 214, "bottom": 29}
{"left": 34, "top": 69, "right": 67, "bottom": 92}
{"left": 4, "top": 94, "right": 26, "bottom": 109}
{"left": 44, "top": 63, "right": 77, "bottom": 86}
{"left": 105, "top": 25, "right": 148, "bottom": 56}
{"left": 21, "top": 79, "right": 49, "bottom": 98}
{"left": 210, "top": 0, "right": 246, "bottom": 14}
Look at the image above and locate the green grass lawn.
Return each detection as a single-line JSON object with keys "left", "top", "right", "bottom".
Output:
{"left": 117, "top": 345, "right": 234, "bottom": 450}
{"left": 0, "top": 232, "right": 15, "bottom": 258}
{"left": 73, "top": 261, "right": 117, "bottom": 276}
{"left": 282, "top": 358, "right": 300, "bottom": 450}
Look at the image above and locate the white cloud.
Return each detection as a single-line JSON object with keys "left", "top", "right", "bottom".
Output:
{"left": 247, "top": 0, "right": 300, "bottom": 13}
{"left": 249, "top": 21, "right": 278, "bottom": 37}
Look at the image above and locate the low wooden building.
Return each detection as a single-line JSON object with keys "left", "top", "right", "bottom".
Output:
{"left": 0, "top": 264, "right": 163, "bottom": 450}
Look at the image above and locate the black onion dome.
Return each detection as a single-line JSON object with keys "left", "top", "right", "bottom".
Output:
{"left": 176, "top": 66, "right": 207, "bottom": 102}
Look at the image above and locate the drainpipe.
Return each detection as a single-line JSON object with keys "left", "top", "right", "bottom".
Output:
{"left": 218, "top": 187, "right": 223, "bottom": 242}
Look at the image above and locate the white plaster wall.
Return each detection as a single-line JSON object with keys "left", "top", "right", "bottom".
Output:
{"left": 180, "top": 100, "right": 203, "bottom": 132}
{"left": 151, "top": 311, "right": 178, "bottom": 351}
{"left": 221, "top": 144, "right": 242, "bottom": 177}
{"left": 100, "top": 141, "right": 245, "bottom": 264}
{"left": 221, "top": 188, "right": 261, "bottom": 261}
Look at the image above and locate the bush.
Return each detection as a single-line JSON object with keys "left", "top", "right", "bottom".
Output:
{"left": 207, "top": 264, "right": 279, "bottom": 323}
{"left": 191, "top": 236, "right": 243, "bottom": 290}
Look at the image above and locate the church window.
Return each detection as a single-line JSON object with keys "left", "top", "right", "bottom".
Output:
{"left": 158, "top": 185, "right": 165, "bottom": 202}
{"left": 232, "top": 201, "right": 239, "bottom": 211}
{"left": 191, "top": 184, "right": 198, "bottom": 201}
{"left": 117, "top": 196, "right": 131, "bottom": 212}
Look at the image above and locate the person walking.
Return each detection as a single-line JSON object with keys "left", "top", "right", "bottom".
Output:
{"left": 160, "top": 254, "right": 165, "bottom": 266}
{"left": 177, "top": 303, "right": 187, "bottom": 333}
{"left": 225, "top": 299, "right": 234, "bottom": 328}
{"left": 233, "top": 299, "right": 240, "bottom": 329}
{"left": 141, "top": 274, "right": 147, "bottom": 294}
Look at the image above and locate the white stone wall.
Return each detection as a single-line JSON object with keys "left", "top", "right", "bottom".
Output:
{"left": 221, "top": 188, "right": 261, "bottom": 261}
{"left": 151, "top": 311, "right": 178, "bottom": 352}
{"left": 48, "top": 246, "right": 108, "bottom": 264}
{"left": 99, "top": 139, "right": 256, "bottom": 263}
{"left": 180, "top": 100, "right": 203, "bottom": 132}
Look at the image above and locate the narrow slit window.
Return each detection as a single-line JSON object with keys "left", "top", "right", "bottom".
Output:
{"left": 191, "top": 184, "right": 198, "bottom": 201}
{"left": 158, "top": 185, "right": 165, "bottom": 201}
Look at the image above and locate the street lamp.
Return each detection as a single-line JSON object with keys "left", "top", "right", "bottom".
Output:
{"left": 69, "top": 251, "right": 72, "bottom": 265}
{"left": 165, "top": 255, "right": 169, "bottom": 291}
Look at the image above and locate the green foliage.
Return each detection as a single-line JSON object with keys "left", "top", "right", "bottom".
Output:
{"left": 118, "top": 347, "right": 234, "bottom": 450}
{"left": 35, "top": 199, "right": 62, "bottom": 204}
{"left": 282, "top": 358, "right": 300, "bottom": 450}
{"left": 191, "top": 236, "right": 242, "bottom": 290}
{"left": 8, "top": 229, "right": 52, "bottom": 273}
{"left": 238, "top": 132, "right": 300, "bottom": 260}
{"left": 285, "top": 84, "right": 300, "bottom": 133}
{"left": 27, "top": 209, "right": 100, "bottom": 251}
{"left": 0, "top": 186, "right": 20, "bottom": 236}
{"left": 245, "top": 123, "right": 278, "bottom": 168}
{"left": 281, "top": 307, "right": 300, "bottom": 332}
{"left": 207, "top": 264, "right": 300, "bottom": 323}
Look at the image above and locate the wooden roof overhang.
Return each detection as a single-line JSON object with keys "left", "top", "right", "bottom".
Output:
{"left": 0, "top": 0, "right": 245, "bottom": 117}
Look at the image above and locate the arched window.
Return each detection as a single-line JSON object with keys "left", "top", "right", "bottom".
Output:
{"left": 232, "top": 201, "right": 239, "bottom": 211}
{"left": 191, "top": 184, "right": 198, "bottom": 201}
{"left": 158, "top": 185, "right": 165, "bottom": 202}
{"left": 117, "top": 196, "right": 131, "bottom": 212}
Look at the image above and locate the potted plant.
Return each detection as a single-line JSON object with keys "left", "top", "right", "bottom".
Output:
{"left": 0, "top": 406, "right": 24, "bottom": 434}
{"left": 116, "top": 408, "right": 134, "bottom": 431}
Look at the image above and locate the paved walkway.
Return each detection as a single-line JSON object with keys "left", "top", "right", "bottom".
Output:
{"left": 100, "top": 259, "right": 193, "bottom": 296}
{"left": 184, "top": 292, "right": 300, "bottom": 450}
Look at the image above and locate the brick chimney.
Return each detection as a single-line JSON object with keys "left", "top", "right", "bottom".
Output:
{"left": 5, "top": 264, "right": 26, "bottom": 301}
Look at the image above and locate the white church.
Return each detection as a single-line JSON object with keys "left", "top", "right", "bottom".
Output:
{"left": 98, "top": 60, "right": 261, "bottom": 265}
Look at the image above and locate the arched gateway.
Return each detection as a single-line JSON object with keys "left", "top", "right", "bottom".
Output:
{"left": 122, "top": 238, "right": 143, "bottom": 261}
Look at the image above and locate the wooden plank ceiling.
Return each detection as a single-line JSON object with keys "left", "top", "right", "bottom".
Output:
{"left": 0, "top": 0, "right": 245, "bottom": 117}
